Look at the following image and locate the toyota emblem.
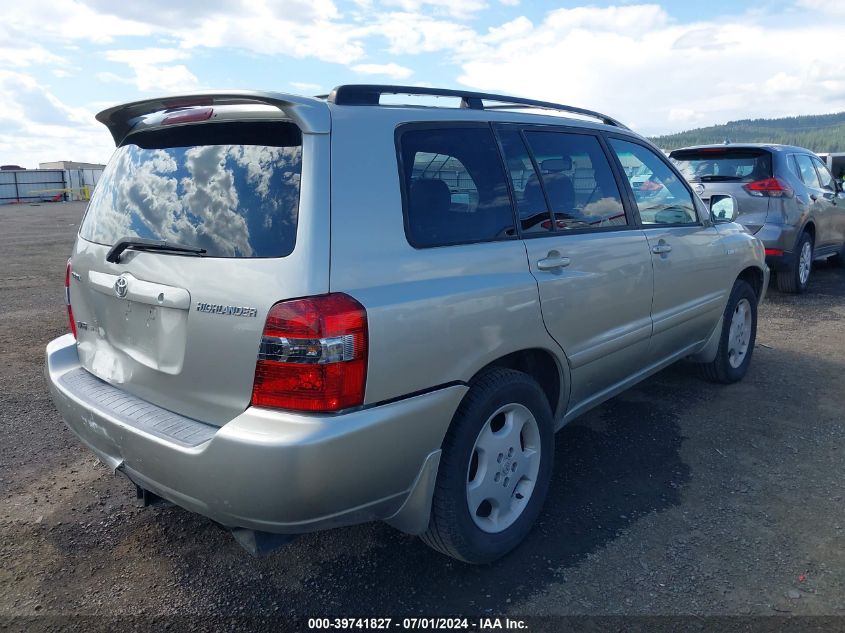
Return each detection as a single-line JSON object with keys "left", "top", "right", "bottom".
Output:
{"left": 694, "top": 183, "right": 705, "bottom": 196}
{"left": 114, "top": 276, "right": 128, "bottom": 298}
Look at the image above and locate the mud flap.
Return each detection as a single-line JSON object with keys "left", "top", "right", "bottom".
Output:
{"left": 134, "top": 484, "right": 172, "bottom": 508}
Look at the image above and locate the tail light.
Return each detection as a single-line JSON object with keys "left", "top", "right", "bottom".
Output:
{"left": 743, "top": 177, "right": 793, "bottom": 198}
{"left": 251, "top": 293, "right": 368, "bottom": 412}
{"left": 65, "top": 258, "right": 77, "bottom": 339}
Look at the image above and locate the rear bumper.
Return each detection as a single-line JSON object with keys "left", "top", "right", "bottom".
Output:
{"left": 755, "top": 222, "right": 800, "bottom": 272}
{"left": 764, "top": 251, "right": 795, "bottom": 273}
{"left": 45, "top": 334, "right": 465, "bottom": 534}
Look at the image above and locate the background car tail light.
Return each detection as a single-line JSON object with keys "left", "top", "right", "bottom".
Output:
{"left": 65, "top": 258, "right": 77, "bottom": 339}
{"left": 743, "top": 177, "right": 793, "bottom": 198}
{"left": 251, "top": 293, "right": 368, "bottom": 412}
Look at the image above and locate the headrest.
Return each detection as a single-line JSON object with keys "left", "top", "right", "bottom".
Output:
{"left": 409, "top": 179, "right": 451, "bottom": 216}
{"left": 541, "top": 157, "right": 572, "bottom": 172}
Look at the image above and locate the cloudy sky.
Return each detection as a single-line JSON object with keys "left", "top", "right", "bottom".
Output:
{"left": 1, "top": 0, "right": 844, "bottom": 168}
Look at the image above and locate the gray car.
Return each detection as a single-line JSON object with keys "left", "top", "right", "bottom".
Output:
{"left": 670, "top": 144, "right": 845, "bottom": 293}
{"left": 45, "top": 86, "right": 768, "bottom": 563}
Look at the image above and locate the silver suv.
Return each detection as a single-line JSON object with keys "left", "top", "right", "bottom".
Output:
{"left": 46, "top": 86, "right": 768, "bottom": 563}
{"left": 670, "top": 144, "right": 845, "bottom": 293}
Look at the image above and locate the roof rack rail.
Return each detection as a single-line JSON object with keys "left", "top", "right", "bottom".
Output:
{"left": 325, "top": 84, "right": 628, "bottom": 129}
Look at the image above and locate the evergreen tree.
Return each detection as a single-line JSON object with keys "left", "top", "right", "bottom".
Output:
{"left": 650, "top": 112, "right": 845, "bottom": 152}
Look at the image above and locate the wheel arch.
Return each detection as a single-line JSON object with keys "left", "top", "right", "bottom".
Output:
{"left": 801, "top": 219, "right": 816, "bottom": 245}
{"left": 737, "top": 265, "right": 764, "bottom": 302}
{"left": 473, "top": 347, "right": 567, "bottom": 422}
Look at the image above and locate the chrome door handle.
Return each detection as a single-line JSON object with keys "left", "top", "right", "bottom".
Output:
{"left": 537, "top": 255, "right": 571, "bottom": 270}
{"left": 651, "top": 244, "right": 672, "bottom": 255}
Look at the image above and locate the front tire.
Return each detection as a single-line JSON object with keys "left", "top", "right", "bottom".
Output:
{"left": 698, "top": 279, "right": 758, "bottom": 384}
{"left": 420, "top": 368, "right": 554, "bottom": 564}
{"left": 777, "top": 232, "right": 813, "bottom": 293}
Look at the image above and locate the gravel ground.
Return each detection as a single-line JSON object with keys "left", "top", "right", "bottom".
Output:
{"left": 1, "top": 202, "right": 843, "bottom": 628}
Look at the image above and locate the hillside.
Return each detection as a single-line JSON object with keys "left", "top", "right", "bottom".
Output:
{"left": 650, "top": 112, "right": 845, "bottom": 152}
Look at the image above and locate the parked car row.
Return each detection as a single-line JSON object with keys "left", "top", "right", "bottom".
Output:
{"left": 47, "top": 86, "right": 801, "bottom": 564}
{"left": 669, "top": 143, "right": 845, "bottom": 293}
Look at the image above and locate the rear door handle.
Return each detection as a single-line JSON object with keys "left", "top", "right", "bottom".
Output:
{"left": 537, "top": 254, "right": 571, "bottom": 271}
{"left": 651, "top": 243, "right": 672, "bottom": 255}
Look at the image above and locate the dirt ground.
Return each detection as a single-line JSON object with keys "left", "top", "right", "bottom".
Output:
{"left": 1, "top": 202, "right": 843, "bottom": 628}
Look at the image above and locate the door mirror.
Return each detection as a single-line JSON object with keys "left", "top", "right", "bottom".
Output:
{"left": 710, "top": 195, "right": 737, "bottom": 223}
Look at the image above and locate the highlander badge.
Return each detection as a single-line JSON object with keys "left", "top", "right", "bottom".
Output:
{"left": 195, "top": 302, "right": 258, "bottom": 317}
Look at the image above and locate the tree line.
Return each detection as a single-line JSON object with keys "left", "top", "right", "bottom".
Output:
{"left": 651, "top": 112, "right": 845, "bottom": 152}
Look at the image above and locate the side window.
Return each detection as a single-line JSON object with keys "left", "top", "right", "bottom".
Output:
{"left": 497, "top": 130, "right": 551, "bottom": 234}
{"left": 811, "top": 156, "right": 835, "bottom": 191}
{"left": 399, "top": 127, "right": 515, "bottom": 248}
{"left": 521, "top": 131, "right": 627, "bottom": 230}
{"left": 794, "top": 154, "right": 822, "bottom": 189}
{"left": 609, "top": 138, "right": 698, "bottom": 225}
{"left": 788, "top": 155, "right": 801, "bottom": 179}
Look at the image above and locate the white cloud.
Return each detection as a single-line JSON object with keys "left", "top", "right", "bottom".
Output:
{"left": 105, "top": 48, "right": 188, "bottom": 65}
{"left": 0, "top": 71, "right": 113, "bottom": 168}
{"left": 0, "top": 0, "right": 152, "bottom": 45}
{"left": 351, "top": 62, "right": 413, "bottom": 79}
{"left": 1, "top": 0, "right": 845, "bottom": 170}
{"left": 795, "top": 0, "right": 845, "bottom": 16}
{"left": 0, "top": 1, "right": 364, "bottom": 65}
{"left": 102, "top": 48, "right": 199, "bottom": 92}
{"left": 668, "top": 108, "right": 700, "bottom": 124}
{"left": 444, "top": 5, "right": 845, "bottom": 134}
{"left": 370, "top": 12, "right": 478, "bottom": 55}
{"left": 380, "top": 0, "right": 487, "bottom": 19}
{"left": 290, "top": 81, "right": 323, "bottom": 92}
{"left": 0, "top": 44, "right": 63, "bottom": 67}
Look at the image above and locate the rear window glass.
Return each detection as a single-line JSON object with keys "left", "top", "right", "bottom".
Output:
{"left": 670, "top": 148, "right": 772, "bottom": 183}
{"left": 80, "top": 122, "right": 302, "bottom": 258}
{"left": 399, "top": 127, "right": 515, "bottom": 248}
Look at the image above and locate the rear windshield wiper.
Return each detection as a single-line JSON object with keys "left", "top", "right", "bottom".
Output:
{"left": 106, "top": 237, "right": 207, "bottom": 263}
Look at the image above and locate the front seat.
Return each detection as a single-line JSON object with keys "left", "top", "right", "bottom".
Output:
{"left": 523, "top": 171, "right": 576, "bottom": 218}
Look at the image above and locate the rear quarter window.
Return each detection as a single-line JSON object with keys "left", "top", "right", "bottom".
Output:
{"left": 80, "top": 121, "right": 302, "bottom": 258}
{"left": 398, "top": 126, "right": 515, "bottom": 248}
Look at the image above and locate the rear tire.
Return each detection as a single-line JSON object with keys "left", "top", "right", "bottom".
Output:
{"left": 698, "top": 279, "right": 758, "bottom": 384}
{"left": 776, "top": 232, "right": 813, "bottom": 293}
{"left": 420, "top": 368, "right": 554, "bottom": 564}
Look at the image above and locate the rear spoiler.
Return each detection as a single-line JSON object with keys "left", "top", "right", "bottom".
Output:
{"left": 95, "top": 90, "right": 331, "bottom": 145}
